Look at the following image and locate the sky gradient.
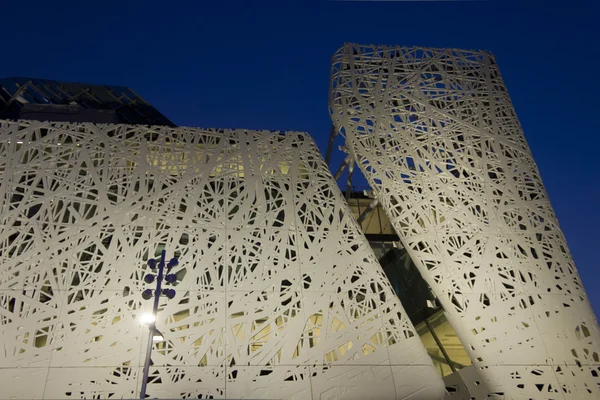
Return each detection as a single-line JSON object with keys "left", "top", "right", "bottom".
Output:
{"left": 2, "top": 0, "right": 599, "bottom": 312}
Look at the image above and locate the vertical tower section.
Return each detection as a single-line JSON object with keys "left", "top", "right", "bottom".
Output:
{"left": 0, "top": 121, "right": 444, "bottom": 399}
{"left": 330, "top": 43, "right": 600, "bottom": 398}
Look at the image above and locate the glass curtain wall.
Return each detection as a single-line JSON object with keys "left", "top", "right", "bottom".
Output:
{"left": 346, "top": 191, "right": 472, "bottom": 378}
{"left": 379, "top": 248, "right": 472, "bottom": 377}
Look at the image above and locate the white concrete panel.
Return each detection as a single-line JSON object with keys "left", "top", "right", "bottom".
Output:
{"left": 0, "top": 121, "right": 444, "bottom": 399}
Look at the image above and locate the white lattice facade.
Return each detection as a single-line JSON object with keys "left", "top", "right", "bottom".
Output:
{"left": 330, "top": 44, "right": 600, "bottom": 398}
{"left": 0, "top": 121, "right": 445, "bottom": 399}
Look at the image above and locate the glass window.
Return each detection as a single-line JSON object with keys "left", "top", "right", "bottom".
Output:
{"left": 415, "top": 311, "right": 472, "bottom": 377}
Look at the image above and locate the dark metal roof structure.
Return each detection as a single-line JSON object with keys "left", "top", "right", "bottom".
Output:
{"left": 0, "top": 77, "right": 175, "bottom": 126}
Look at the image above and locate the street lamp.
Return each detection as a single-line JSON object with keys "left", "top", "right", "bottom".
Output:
{"left": 139, "top": 249, "right": 179, "bottom": 399}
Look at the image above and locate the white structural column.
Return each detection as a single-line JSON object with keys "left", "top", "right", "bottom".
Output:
{"left": 0, "top": 121, "right": 444, "bottom": 399}
{"left": 330, "top": 43, "right": 600, "bottom": 398}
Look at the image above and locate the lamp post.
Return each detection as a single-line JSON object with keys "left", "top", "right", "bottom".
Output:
{"left": 139, "top": 249, "right": 179, "bottom": 399}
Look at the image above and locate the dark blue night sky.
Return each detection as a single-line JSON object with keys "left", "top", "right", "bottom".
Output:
{"left": 3, "top": 0, "right": 599, "bottom": 312}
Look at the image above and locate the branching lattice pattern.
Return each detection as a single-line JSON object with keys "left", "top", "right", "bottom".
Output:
{"left": 330, "top": 43, "right": 600, "bottom": 399}
{"left": 0, "top": 121, "right": 444, "bottom": 399}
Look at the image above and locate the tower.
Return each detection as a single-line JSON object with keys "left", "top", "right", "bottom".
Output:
{"left": 330, "top": 43, "right": 600, "bottom": 398}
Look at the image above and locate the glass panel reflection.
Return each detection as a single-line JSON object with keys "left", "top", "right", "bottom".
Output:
{"left": 379, "top": 247, "right": 472, "bottom": 377}
{"left": 415, "top": 311, "right": 472, "bottom": 377}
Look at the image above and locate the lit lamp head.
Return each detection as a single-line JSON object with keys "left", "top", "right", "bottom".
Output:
{"left": 140, "top": 314, "right": 156, "bottom": 325}
{"left": 152, "top": 329, "right": 164, "bottom": 343}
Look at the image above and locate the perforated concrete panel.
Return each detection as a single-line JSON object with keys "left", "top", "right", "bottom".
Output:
{"left": 0, "top": 121, "right": 444, "bottom": 399}
{"left": 330, "top": 43, "right": 600, "bottom": 399}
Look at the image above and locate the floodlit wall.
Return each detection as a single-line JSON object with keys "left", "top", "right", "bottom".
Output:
{"left": 0, "top": 121, "right": 444, "bottom": 399}
{"left": 330, "top": 43, "right": 600, "bottom": 398}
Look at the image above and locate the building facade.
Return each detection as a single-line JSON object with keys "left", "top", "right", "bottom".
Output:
{"left": 330, "top": 43, "right": 600, "bottom": 398}
{"left": 1, "top": 42, "right": 599, "bottom": 399}
{"left": 0, "top": 120, "right": 444, "bottom": 399}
